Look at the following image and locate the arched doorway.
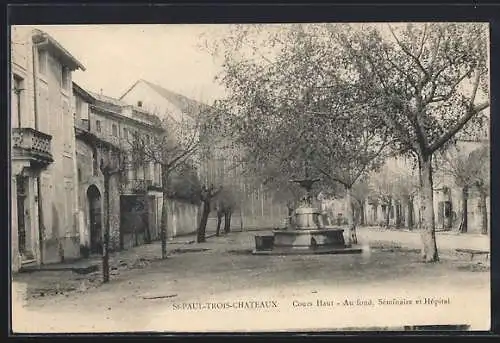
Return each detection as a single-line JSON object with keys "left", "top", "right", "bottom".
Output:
{"left": 87, "top": 185, "right": 102, "bottom": 254}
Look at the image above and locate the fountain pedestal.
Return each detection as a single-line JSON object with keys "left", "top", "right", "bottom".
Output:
{"left": 253, "top": 178, "right": 362, "bottom": 256}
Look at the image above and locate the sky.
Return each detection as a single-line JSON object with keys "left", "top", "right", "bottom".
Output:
{"left": 17, "top": 23, "right": 489, "bottom": 107}
{"left": 26, "top": 24, "right": 232, "bottom": 104}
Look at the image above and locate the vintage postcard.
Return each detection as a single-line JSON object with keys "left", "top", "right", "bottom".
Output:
{"left": 10, "top": 22, "right": 490, "bottom": 333}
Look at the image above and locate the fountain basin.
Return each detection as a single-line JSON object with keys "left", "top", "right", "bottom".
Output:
{"left": 274, "top": 228, "right": 346, "bottom": 249}
{"left": 251, "top": 175, "right": 362, "bottom": 256}
{"left": 252, "top": 227, "right": 363, "bottom": 256}
{"left": 252, "top": 246, "right": 363, "bottom": 256}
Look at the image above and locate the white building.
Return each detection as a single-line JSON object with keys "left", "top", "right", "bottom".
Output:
{"left": 11, "top": 27, "right": 85, "bottom": 271}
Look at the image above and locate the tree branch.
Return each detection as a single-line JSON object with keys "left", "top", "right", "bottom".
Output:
{"left": 315, "top": 165, "right": 349, "bottom": 188}
{"left": 429, "top": 101, "right": 489, "bottom": 153}
{"left": 426, "top": 66, "right": 475, "bottom": 104}
{"left": 388, "top": 24, "right": 430, "bottom": 82}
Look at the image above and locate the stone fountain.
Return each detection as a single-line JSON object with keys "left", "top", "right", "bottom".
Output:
{"left": 252, "top": 176, "right": 362, "bottom": 255}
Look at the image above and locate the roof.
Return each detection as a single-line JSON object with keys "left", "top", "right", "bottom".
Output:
{"left": 32, "top": 29, "right": 85, "bottom": 71}
{"left": 73, "top": 82, "right": 95, "bottom": 104}
{"left": 89, "top": 91, "right": 126, "bottom": 108}
{"left": 84, "top": 88, "right": 163, "bottom": 128}
{"left": 120, "top": 79, "right": 211, "bottom": 119}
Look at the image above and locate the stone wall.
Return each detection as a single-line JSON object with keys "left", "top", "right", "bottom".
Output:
{"left": 163, "top": 199, "right": 200, "bottom": 238}
{"left": 75, "top": 138, "right": 125, "bottom": 253}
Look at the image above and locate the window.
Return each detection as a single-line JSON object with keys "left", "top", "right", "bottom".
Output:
{"left": 123, "top": 128, "right": 129, "bottom": 140}
{"left": 95, "top": 120, "right": 102, "bottom": 133}
{"left": 92, "top": 149, "right": 99, "bottom": 176}
{"left": 37, "top": 49, "right": 47, "bottom": 75}
{"left": 146, "top": 135, "right": 151, "bottom": 144}
{"left": 61, "top": 67, "right": 70, "bottom": 90}
{"left": 75, "top": 97, "right": 83, "bottom": 119}
{"left": 112, "top": 124, "right": 118, "bottom": 137}
{"left": 144, "top": 163, "right": 152, "bottom": 181}
{"left": 13, "top": 75, "right": 24, "bottom": 127}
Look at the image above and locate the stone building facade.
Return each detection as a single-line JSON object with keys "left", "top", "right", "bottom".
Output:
{"left": 324, "top": 138, "right": 490, "bottom": 234}
{"left": 11, "top": 27, "right": 85, "bottom": 271}
{"left": 72, "top": 83, "right": 165, "bottom": 253}
{"left": 120, "top": 79, "right": 290, "bottom": 231}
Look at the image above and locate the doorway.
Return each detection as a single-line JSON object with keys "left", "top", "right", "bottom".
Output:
{"left": 437, "top": 201, "right": 452, "bottom": 230}
{"left": 16, "top": 175, "right": 33, "bottom": 261}
{"left": 87, "top": 185, "right": 102, "bottom": 254}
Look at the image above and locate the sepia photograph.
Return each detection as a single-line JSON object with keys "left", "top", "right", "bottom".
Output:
{"left": 9, "top": 22, "right": 490, "bottom": 333}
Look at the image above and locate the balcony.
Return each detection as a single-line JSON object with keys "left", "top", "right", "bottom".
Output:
{"left": 126, "top": 179, "right": 153, "bottom": 194}
{"left": 12, "top": 127, "right": 53, "bottom": 167}
{"left": 75, "top": 118, "right": 90, "bottom": 132}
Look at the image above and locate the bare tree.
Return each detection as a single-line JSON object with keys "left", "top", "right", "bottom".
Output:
{"left": 98, "top": 145, "right": 126, "bottom": 283}
{"left": 369, "top": 165, "right": 395, "bottom": 229}
{"left": 438, "top": 143, "right": 489, "bottom": 234}
{"left": 213, "top": 187, "right": 237, "bottom": 236}
{"left": 129, "top": 105, "right": 215, "bottom": 258}
{"left": 350, "top": 178, "right": 372, "bottom": 227}
{"left": 196, "top": 138, "right": 244, "bottom": 241}
{"left": 473, "top": 145, "right": 490, "bottom": 235}
{"left": 438, "top": 146, "right": 477, "bottom": 233}
{"left": 392, "top": 172, "right": 419, "bottom": 230}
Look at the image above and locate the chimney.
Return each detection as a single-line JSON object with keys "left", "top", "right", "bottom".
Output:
{"left": 137, "top": 100, "right": 143, "bottom": 107}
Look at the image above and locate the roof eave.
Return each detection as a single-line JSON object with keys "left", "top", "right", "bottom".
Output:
{"left": 73, "top": 82, "right": 96, "bottom": 104}
{"left": 32, "top": 31, "right": 86, "bottom": 71}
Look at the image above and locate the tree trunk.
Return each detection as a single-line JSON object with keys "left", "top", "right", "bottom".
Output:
{"left": 345, "top": 186, "right": 357, "bottom": 245}
{"left": 418, "top": 154, "right": 439, "bottom": 262}
{"left": 197, "top": 200, "right": 210, "bottom": 243}
{"left": 395, "top": 201, "right": 402, "bottom": 230}
{"left": 160, "top": 171, "right": 169, "bottom": 259}
{"left": 240, "top": 206, "right": 244, "bottom": 232}
{"left": 407, "top": 195, "right": 414, "bottom": 230}
{"left": 384, "top": 198, "right": 391, "bottom": 228}
{"left": 103, "top": 175, "right": 110, "bottom": 283}
{"left": 351, "top": 203, "right": 357, "bottom": 226}
{"left": 216, "top": 211, "right": 222, "bottom": 237}
{"left": 144, "top": 195, "right": 152, "bottom": 244}
{"left": 459, "top": 186, "right": 468, "bottom": 234}
{"left": 359, "top": 201, "right": 365, "bottom": 226}
{"left": 224, "top": 211, "right": 232, "bottom": 233}
{"left": 479, "top": 190, "right": 488, "bottom": 235}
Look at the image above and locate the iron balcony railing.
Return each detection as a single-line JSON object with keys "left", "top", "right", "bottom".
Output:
{"left": 127, "top": 179, "right": 153, "bottom": 193}
{"left": 125, "top": 178, "right": 162, "bottom": 193}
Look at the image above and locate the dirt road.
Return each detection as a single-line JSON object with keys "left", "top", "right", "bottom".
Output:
{"left": 12, "top": 230, "right": 490, "bottom": 333}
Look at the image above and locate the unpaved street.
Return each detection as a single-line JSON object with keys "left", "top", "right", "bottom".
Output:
{"left": 12, "top": 229, "right": 490, "bottom": 333}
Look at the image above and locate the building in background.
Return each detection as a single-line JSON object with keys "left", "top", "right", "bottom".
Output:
{"left": 119, "top": 79, "right": 290, "bottom": 231}
{"left": 73, "top": 83, "right": 165, "bottom": 253}
{"left": 324, "top": 135, "right": 489, "bottom": 234}
{"left": 11, "top": 27, "right": 85, "bottom": 271}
